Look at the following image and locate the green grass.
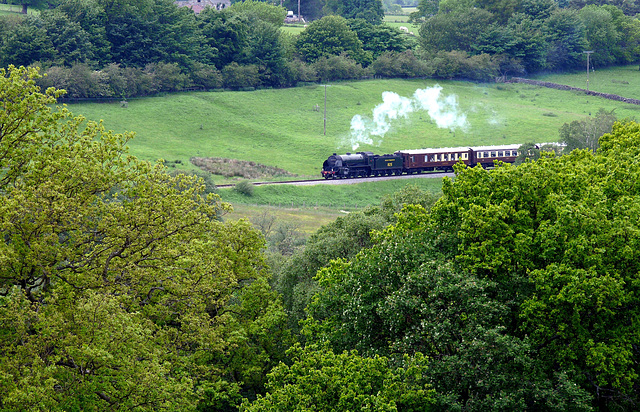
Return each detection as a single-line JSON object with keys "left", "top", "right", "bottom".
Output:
{"left": 223, "top": 203, "right": 345, "bottom": 235}
{"left": 281, "top": 24, "right": 306, "bottom": 35}
{"left": 0, "top": 4, "right": 38, "bottom": 15}
{"left": 532, "top": 64, "right": 640, "bottom": 97}
{"left": 68, "top": 77, "right": 640, "bottom": 178}
{"left": 219, "top": 178, "right": 443, "bottom": 234}
{"left": 65, "top": 73, "right": 640, "bottom": 230}
{"left": 219, "top": 177, "right": 443, "bottom": 208}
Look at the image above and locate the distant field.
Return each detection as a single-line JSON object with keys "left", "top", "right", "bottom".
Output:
{"left": 68, "top": 77, "right": 640, "bottom": 178}
{"left": 532, "top": 64, "right": 640, "bottom": 97}
{"left": 0, "top": 4, "right": 37, "bottom": 15}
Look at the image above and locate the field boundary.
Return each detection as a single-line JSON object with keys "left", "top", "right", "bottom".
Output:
{"left": 508, "top": 77, "right": 640, "bottom": 105}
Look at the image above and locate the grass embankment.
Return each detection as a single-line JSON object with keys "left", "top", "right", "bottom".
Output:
{"left": 67, "top": 70, "right": 640, "bottom": 231}
{"left": 221, "top": 178, "right": 443, "bottom": 234}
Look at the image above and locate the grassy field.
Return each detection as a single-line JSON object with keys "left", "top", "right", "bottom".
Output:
{"left": 66, "top": 70, "right": 640, "bottom": 232}
{"left": 221, "top": 178, "right": 443, "bottom": 233}
{"left": 532, "top": 64, "right": 640, "bottom": 97}
{"left": 0, "top": 4, "right": 37, "bottom": 15}
{"left": 68, "top": 76, "right": 640, "bottom": 176}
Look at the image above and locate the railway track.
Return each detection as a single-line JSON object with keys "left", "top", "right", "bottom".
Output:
{"left": 215, "top": 171, "right": 453, "bottom": 188}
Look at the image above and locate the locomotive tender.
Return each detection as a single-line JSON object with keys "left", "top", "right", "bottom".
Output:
{"left": 321, "top": 144, "right": 522, "bottom": 179}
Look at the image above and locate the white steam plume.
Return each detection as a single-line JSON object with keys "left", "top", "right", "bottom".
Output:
{"left": 345, "top": 85, "right": 469, "bottom": 150}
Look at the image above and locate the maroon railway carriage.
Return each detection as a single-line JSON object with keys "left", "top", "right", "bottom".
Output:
{"left": 396, "top": 144, "right": 522, "bottom": 173}
{"left": 395, "top": 146, "right": 474, "bottom": 173}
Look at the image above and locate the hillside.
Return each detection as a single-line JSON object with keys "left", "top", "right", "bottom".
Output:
{"left": 68, "top": 72, "right": 640, "bottom": 178}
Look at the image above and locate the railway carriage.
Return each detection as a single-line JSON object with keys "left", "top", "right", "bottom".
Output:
{"left": 396, "top": 147, "right": 474, "bottom": 173}
{"left": 321, "top": 143, "right": 537, "bottom": 179}
{"left": 471, "top": 144, "right": 521, "bottom": 168}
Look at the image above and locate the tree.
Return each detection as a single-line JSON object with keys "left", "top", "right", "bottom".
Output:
{"left": 226, "top": 0, "right": 287, "bottom": 27}
{"left": 543, "top": 8, "right": 588, "bottom": 70}
{"left": 579, "top": 5, "right": 621, "bottom": 66}
{"left": 0, "top": 65, "right": 288, "bottom": 410}
{"left": 198, "top": 8, "right": 250, "bottom": 69}
{"left": 0, "top": 16, "right": 56, "bottom": 68}
{"left": 408, "top": 0, "right": 439, "bottom": 23}
{"left": 323, "top": 0, "right": 385, "bottom": 23}
{"left": 40, "top": 9, "right": 97, "bottom": 66}
{"left": 296, "top": 15, "right": 369, "bottom": 65}
{"left": 429, "top": 128, "right": 640, "bottom": 408}
{"left": 347, "top": 18, "right": 409, "bottom": 59}
{"left": 242, "top": 345, "right": 435, "bottom": 411}
{"left": 559, "top": 108, "right": 617, "bottom": 153}
{"left": 418, "top": 9, "right": 495, "bottom": 54}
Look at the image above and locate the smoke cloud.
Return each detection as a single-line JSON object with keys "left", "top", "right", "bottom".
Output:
{"left": 345, "top": 85, "right": 469, "bottom": 150}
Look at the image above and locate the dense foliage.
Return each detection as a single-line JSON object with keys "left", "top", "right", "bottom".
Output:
{"left": 0, "top": 65, "right": 292, "bottom": 411}
{"left": 2, "top": 0, "right": 640, "bottom": 95}
{"left": 297, "top": 123, "right": 640, "bottom": 410}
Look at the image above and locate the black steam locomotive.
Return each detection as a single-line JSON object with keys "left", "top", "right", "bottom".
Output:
{"left": 321, "top": 144, "right": 523, "bottom": 179}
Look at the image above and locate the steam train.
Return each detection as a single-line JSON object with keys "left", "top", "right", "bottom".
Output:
{"left": 321, "top": 144, "right": 524, "bottom": 179}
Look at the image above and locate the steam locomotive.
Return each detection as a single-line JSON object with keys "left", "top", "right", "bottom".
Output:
{"left": 321, "top": 144, "right": 523, "bottom": 179}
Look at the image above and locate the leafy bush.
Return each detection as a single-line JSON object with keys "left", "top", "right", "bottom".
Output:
{"left": 234, "top": 180, "right": 255, "bottom": 196}
{"left": 222, "top": 63, "right": 261, "bottom": 89}
{"left": 371, "top": 50, "right": 432, "bottom": 78}
{"left": 313, "top": 53, "right": 365, "bottom": 82}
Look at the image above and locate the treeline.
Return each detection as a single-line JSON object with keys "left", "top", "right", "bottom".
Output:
{"left": 2, "top": 0, "right": 640, "bottom": 97}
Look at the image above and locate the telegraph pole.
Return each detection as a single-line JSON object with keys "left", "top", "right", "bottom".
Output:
{"left": 584, "top": 50, "right": 594, "bottom": 91}
{"left": 322, "top": 84, "right": 332, "bottom": 135}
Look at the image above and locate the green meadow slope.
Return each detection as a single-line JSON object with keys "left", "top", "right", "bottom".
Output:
{"left": 68, "top": 72, "right": 640, "bottom": 178}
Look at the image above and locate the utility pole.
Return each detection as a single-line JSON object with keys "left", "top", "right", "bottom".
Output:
{"left": 584, "top": 50, "right": 594, "bottom": 91}
{"left": 324, "top": 84, "right": 327, "bottom": 136}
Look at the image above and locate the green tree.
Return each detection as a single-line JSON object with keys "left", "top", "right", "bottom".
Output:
{"left": 347, "top": 18, "right": 409, "bottom": 59}
{"left": 198, "top": 8, "right": 250, "bottom": 69}
{"left": 0, "top": 65, "right": 288, "bottom": 411}
{"left": 242, "top": 345, "right": 435, "bottom": 412}
{"left": 408, "top": 0, "right": 439, "bottom": 23}
{"left": 0, "top": 16, "right": 56, "bottom": 67}
{"left": 418, "top": 9, "right": 495, "bottom": 54}
{"left": 40, "top": 9, "right": 97, "bottom": 66}
{"left": 296, "top": 15, "right": 370, "bottom": 65}
{"left": 559, "top": 108, "right": 617, "bottom": 153}
{"left": 226, "top": 0, "right": 287, "bottom": 26}
{"left": 323, "top": 0, "right": 385, "bottom": 23}
{"left": 579, "top": 5, "right": 621, "bottom": 66}
{"left": 543, "top": 8, "right": 588, "bottom": 70}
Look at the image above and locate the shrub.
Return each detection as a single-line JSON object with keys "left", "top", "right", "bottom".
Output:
{"left": 234, "top": 180, "right": 254, "bottom": 196}
{"left": 313, "top": 53, "right": 365, "bottom": 82}
{"left": 371, "top": 50, "right": 431, "bottom": 78}
{"left": 190, "top": 62, "right": 223, "bottom": 89}
{"left": 222, "top": 63, "right": 261, "bottom": 89}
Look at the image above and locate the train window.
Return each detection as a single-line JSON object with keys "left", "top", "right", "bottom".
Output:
{"left": 512, "top": 151, "right": 518, "bottom": 156}
{"left": 453, "top": 153, "right": 458, "bottom": 160}
{"left": 410, "top": 156, "right": 415, "bottom": 163}
{"left": 462, "top": 153, "right": 468, "bottom": 160}
{"left": 491, "top": 152, "right": 496, "bottom": 157}
{"left": 498, "top": 151, "right": 503, "bottom": 157}
{"left": 424, "top": 155, "right": 428, "bottom": 162}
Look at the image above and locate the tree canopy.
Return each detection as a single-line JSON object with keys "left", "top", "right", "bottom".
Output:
{"left": 0, "top": 65, "right": 290, "bottom": 411}
{"left": 299, "top": 121, "right": 640, "bottom": 410}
